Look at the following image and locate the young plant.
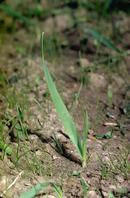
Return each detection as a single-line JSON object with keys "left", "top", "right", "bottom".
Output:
{"left": 0, "top": 121, "right": 12, "bottom": 158}
{"left": 19, "top": 182, "right": 49, "bottom": 198}
{"left": 19, "top": 182, "right": 63, "bottom": 198}
{"left": 85, "top": 28, "right": 121, "bottom": 53}
{"left": 52, "top": 133, "right": 65, "bottom": 155}
{"left": 15, "top": 105, "right": 28, "bottom": 140}
{"left": 41, "top": 32, "right": 89, "bottom": 167}
{"left": 108, "top": 192, "right": 115, "bottom": 198}
{"left": 80, "top": 177, "right": 89, "bottom": 197}
{"left": 0, "top": 3, "right": 32, "bottom": 26}
{"left": 82, "top": 111, "right": 89, "bottom": 167}
{"left": 51, "top": 183, "right": 63, "bottom": 198}
{"left": 0, "top": 138, "right": 12, "bottom": 158}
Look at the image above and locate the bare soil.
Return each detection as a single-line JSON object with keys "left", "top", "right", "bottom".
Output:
{"left": 0, "top": 3, "right": 130, "bottom": 197}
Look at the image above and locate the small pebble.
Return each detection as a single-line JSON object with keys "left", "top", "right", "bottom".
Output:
{"left": 87, "top": 190, "right": 100, "bottom": 198}
{"left": 115, "top": 175, "right": 124, "bottom": 183}
{"left": 0, "top": 176, "right": 8, "bottom": 192}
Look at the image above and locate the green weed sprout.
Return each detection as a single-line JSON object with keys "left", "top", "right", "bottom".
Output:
{"left": 19, "top": 182, "right": 49, "bottom": 198}
{"left": 41, "top": 32, "right": 89, "bottom": 167}
{"left": 19, "top": 182, "right": 63, "bottom": 198}
{"left": 51, "top": 183, "right": 63, "bottom": 198}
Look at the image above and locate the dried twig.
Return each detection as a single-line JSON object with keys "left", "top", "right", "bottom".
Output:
{"left": 0, "top": 171, "right": 23, "bottom": 197}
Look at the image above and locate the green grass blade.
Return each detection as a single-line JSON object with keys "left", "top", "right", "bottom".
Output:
{"left": 19, "top": 182, "right": 49, "bottom": 198}
{"left": 51, "top": 183, "right": 63, "bottom": 198}
{"left": 41, "top": 33, "right": 82, "bottom": 158}
{"left": 82, "top": 111, "right": 89, "bottom": 167}
{"left": 0, "top": 138, "right": 12, "bottom": 155}
{"left": 0, "top": 4, "right": 32, "bottom": 26}
{"left": 42, "top": 64, "right": 82, "bottom": 157}
{"left": 85, "top": 28, "right": 121, "bottom": 53}
{"left": 80, "top": 177, "right": 89, "bottom": 196}
{"left": 108, "top": 192, "right": 115, "bottom": 198}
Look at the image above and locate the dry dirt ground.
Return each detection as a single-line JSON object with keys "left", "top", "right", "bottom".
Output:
{"left": 0, "top": 4, "right": 130, "bottom": 198}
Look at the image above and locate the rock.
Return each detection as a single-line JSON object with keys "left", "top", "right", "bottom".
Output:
{"left": 0, "top": 176, "right": 8, "bottom": 193}
{"left": 109, "top": 185, "right": 117, "bottom": 191}
{"left": 29, "top": 134, "right": 39, "bottom": 141}
{"left": 115, "top": 175, "right": 124, "bottom": 183}
{"left": 36, "top": 150, "right": 42, "bottom": 156}
{"left": 55, "top": 14, "right": 72, "bottom": 32}
{"left": 101, "top": 190, "right": 109, "bottom": 197}
{"left": 55, "top": 131, "right": 68, "bottom": 143}
{"left": 89, "top": 73, "right": 107, "bottom": 89}
{"left": 102, "top": 191, "right": 108, "bottom": 197}
{"left": 87, "top": 190, "right": 100, "bottom": 198}
{"left": 43, "top": 14, "right": 72, "bottom": 35}
{"left": 79, "top": 58, "right": 90, "bottom": 69}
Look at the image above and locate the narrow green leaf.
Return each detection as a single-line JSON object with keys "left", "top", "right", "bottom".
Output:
{"left": 0, "top": 139, "right": 12, "bottom": 155}
{"left": 0, "top": 4, "right": 32, "bottom": 25}
{"left": 80, "top": 177, "right": 89, "bottom": 196}
{"left": 42, "top": 64, "right": 82, "bottom": 157}
{"left": 85, "top": 28, "right": 121, "bottom": 53}
{"left": 19, "top": 182, "right": 49, "bottom": 198}
{"left": 17, "top": 106, "right": 24, "bottom": 122}
{"left": 41, "top": 33, "right": 82, "bottom": 158}
{"left": 108, "top": 192, "right": 115, "bottom": 198}
{"left": 116, "top": 187, "right": 129, "bottom": 195}
{"left": 95, "top": 131, "right": 113, "bottom": 139}
{"left": 71, "top": 170, "right": 81, "bottom": 177}
{"left": 51, "top": 183, "right": 63, "bottom": 198}
{"left": 82, "top": 111, "right": 89, "bottom": 167}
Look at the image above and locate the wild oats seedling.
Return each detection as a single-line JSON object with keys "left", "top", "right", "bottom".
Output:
{"left": 85, "top": 28, "right": 121, "bottom": 53}
{"left": 0, "top": 138, "right": 12, "bottom": 158}
{"left": 80, "top": 177, "right": 89, "bottom": 197}
{"left": 52, "top": 133, "right": 65, "bottom": 155}
{"left": 71, "top": 82, "right": 83, "bottom": 115}
{"left": 108, "top": 192, "right": 115, "bottom": 198}
{"left": 51, "top": 183, "right": 63, "bottom": 198}
{"left": 19, "top": 182, "right": 63, "bottom": 198}
{"left": 0, "top": 3, "right": 32, "bottom": 26}
{"left": 19, "top": 182, "right": 49, "bottom": 198}
{"left": 41, "top": 32, "right": 89, "bottom": 167}
{"left": 0, "top": 121, "right": 12, "bottom": 158}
